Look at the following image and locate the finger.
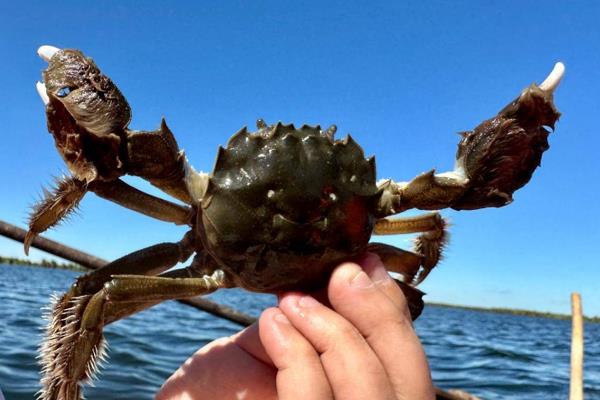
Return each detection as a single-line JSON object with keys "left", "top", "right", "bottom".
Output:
{"left": 157, "top": 334, "right": 277, "bottom": 400}
{"left": 232, "top": 322, "right": 274, "bottom": 366}
{"left": 259, "top": 307, "right": 333, "bottom": 400}
{"left": 278, "top": 293, "right": 395, "bottom": 400}
{"left": 327, "top": 261, "right": 435, "bottom": 400}
{"left": 360, "top": 252, "right": 412, "bottom": 319}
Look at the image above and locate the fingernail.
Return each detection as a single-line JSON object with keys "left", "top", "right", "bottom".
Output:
{"left": 298, "top": 295, "right": 319, "bottom": 308}
{"left": 370, "top": 264, "right": 390, "bottom": 284}
{"left": 361, "top": 253, "right": 389, "bottom": 284}
{"left": 350, "top": 270, "right": 374, "bottom": 288}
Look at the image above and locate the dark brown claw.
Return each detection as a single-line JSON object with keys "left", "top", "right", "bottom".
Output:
{"left": 29, "top": 47, "right": 206, "bottom": 248}
{"left": 40, "top": 48, "right": 131, "bottom": 182}
{"left": 378, "top": 62, "right": 564, "bottom": 215}
{"left": 451, "top": 82, "right": 561, "bottom": 210}
{"left": 37, "top": 47, "right": 204, "bottom": 198}
{"left": 43, "top": 49, "right": 131, "bottom": 137}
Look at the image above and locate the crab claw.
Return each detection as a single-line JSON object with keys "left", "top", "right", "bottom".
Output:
{"left": 37, "top": 45, "right": 60, "bottom": 62}
{"left": 36, "top": 81, "right": 50, "bottom": 105}
{"left": 449, "top": 62, "right": 564, "bottom": 209}
{"left": 539, "top": 62, "right": 565, "bottom": 93}
{"left": 41, "top": 48, "right": 131, "bottom": 136}
{"left": 35, "top": 45, "right": 60, "bottom": 106}
{"left": 377, "top": 63, "right": 564, "bottom": 215}
{"left": 37, "top": 46, "right": 132, "bottom": 183}
{"left": 35, "top": 46, "right": 198, "bottom": 206}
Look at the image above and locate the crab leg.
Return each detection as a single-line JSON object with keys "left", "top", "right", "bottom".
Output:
{"left": 40, "top": 232, "right": 198, "bottom": 399}
{"left": 371, "top": 212, "right": 447, "bottom": 286}
{"left": 378, "top": 62, "right": 564, "bottom": 216}
{"left": 88, "top": 179, "right": 193, "bottom": 225}
{"left": 97, "top": 255, "right": 224, "bottom": 327}
{"left": 40, "top": 269, "right": 226, "bottom": 400}
{"left": 26, "top": 177, "right": 193, "bottom": 253}
{"left": 26, "top": 176, "right": 87, "bottom": 254}
{"left": 373, "top": 212, "right": 444, "bottom": 235}
{"left": 368, "top": 243, "right": 422, "bottom": 277}
{"left": 126, "top": 121, "right": 210, "bottom": 205}
{"left": 363, "top": 243, "right": 429, "bottom": 320}
{"left": 69, "top": 230, "right": 197, "bottom": 295}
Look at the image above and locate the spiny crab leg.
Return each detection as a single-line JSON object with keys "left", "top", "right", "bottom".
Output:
{"left": 38, "top": 231, "right": 222, "bottom": 400}
{"left": 372, "top": 212, "right": 447, "bottom": 286}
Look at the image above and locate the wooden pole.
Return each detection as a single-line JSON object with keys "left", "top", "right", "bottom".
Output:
{"left": 0, "top": 220, "right": 108, "bottom": 269}
{"left": 570, "top": 292, "right": 584, "bottom": 400}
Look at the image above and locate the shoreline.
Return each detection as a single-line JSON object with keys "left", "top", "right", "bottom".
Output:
{"left": 0, "top": 256, "right": 86, "bottom": 272}
{"left": 2, "top": 260, "right": 597, "bottom": 323}
{"left": 428, "top": 302, "right": 600, "bottom": 324}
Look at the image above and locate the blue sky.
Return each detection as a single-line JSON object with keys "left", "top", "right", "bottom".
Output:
{"left": 1, "top": 1, "right": 599, "bottom": 315}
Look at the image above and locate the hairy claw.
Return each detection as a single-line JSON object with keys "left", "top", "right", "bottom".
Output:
{"left": 40, "top": 48, "right": 131, "bottom": 135}
{"left": 36, "top": 47, "right": 200, "bottom": 205}
{"left": 378, "top": 63, "right": 564, "bottom": 214}
{"left": 37, "top": 48, "right": 129, "bottom": 182}
{"left": 453, "top": 70, "right": 562, "bottom": 209}
{"left": 38, "top": 293, "right": 99, "bottom": 400}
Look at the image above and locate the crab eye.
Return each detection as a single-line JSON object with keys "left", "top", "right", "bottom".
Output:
{"left": 56, "top": 87, "right": 72, "bottom": 97}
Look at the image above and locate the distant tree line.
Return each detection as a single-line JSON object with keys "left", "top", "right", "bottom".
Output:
{"left": 429, "top": 302, "right": 600, "bottom": 324}
{"left": 0, "top": 255, "right": 86, "bottom": 272}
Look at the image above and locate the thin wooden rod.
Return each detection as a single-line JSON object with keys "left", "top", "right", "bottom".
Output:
{"left": 0, "top": 220, "right": 255, "bottom": 327}
{"left": 0, "top": 220, "right": 108, "bottom": 268}
{"left": 570, "top": 292, "right": 584, "bottom": 400}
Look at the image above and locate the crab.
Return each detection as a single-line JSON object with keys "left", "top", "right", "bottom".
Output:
{"left": 28, "top": 45, "right": 563, "bottom": 400}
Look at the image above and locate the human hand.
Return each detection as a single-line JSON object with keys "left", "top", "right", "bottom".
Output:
{"left": 156, "top": 254, "right": 434, "bottom": 399}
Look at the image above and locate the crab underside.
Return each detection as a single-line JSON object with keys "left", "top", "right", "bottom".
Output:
{"left": 29, "top": 45, "right": 563, "bottom": 400}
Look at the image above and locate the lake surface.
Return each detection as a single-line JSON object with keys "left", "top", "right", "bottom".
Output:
{"left": 0, "top": 264, "right": 598, "bottom": 399}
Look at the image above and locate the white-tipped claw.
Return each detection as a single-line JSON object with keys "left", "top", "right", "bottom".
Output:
{"left": 539, "top": 62, "right": 565, "bottom": 93}
{"left": 36, "top": 81, "right": 50, "bottom": 105}
{"left": 37, "top": 45, "right": 61, "bottom": 62}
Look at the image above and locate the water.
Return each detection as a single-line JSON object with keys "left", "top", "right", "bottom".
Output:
{"left": 0, "top": 265, "right": 598, "bottom": 399}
